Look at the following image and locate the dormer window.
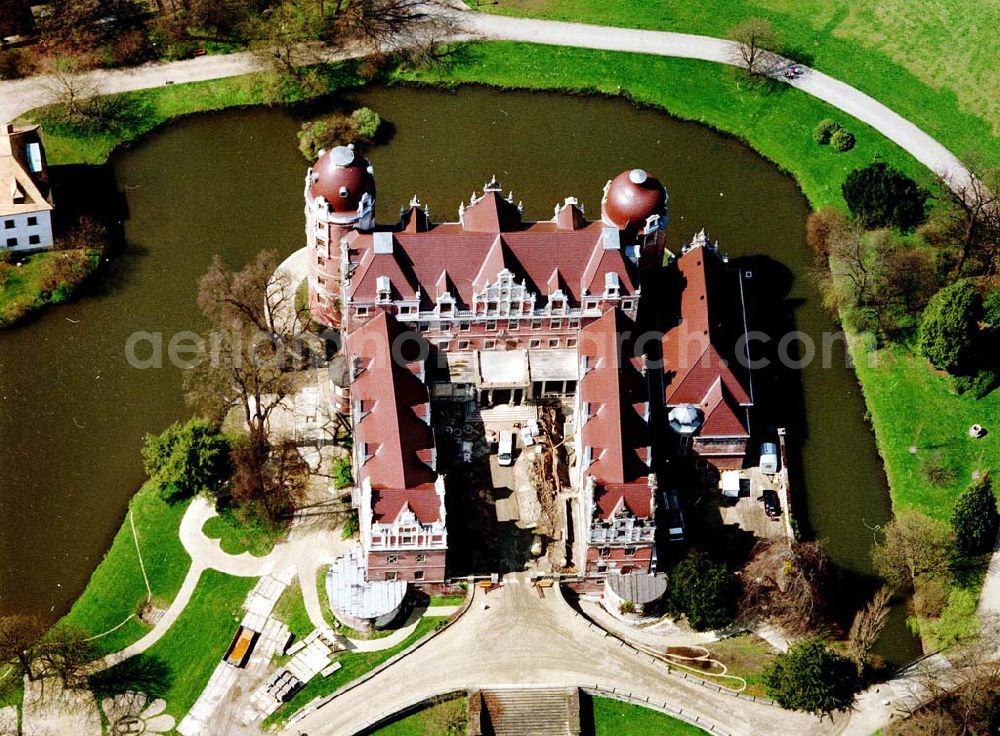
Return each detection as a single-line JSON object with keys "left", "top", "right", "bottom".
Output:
{"left": 376, "top": 275, "right": 391, "bottom": 302}
{"left": 339, "top": 186, "right": 349, "bottom": 198}
{"left": 604, "top": 272, "right": 620, "bottom": 298}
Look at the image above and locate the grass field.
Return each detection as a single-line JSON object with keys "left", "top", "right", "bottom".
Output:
{"left": 705, "top": 634, "right": 776, "bottom": 698}
{"left": 271, "top": 581, "right": 315, "bottom": 641}
{"left": 370, "top": 694, "right": 467, "bottom": 735}
{"left": 368, "top": 693, "right": 707, "bottom": 735}
{"left": 58, "top": 483, "right": 191, "bottom": 658}
{"left": 473, "top": 0, "right": 1000, "bottom": 169}
{"left": 589, "top": 695, "right": 707, "bottom": 735}
{"left": 0, "top": 248, "right": 102, "bottom": 327}
{"left": 849, "top": 341, "right": 999, "bottom": 520}
{"left": 263, "top": 617, "right": 445, "bottom": 728}
{"left": 90, "top": 570, "right": 255, "bottom": 722}
{"left": 201, "top": 507, "right": 288, "bottom": 557}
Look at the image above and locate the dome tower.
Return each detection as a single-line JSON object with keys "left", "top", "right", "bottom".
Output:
{"left": 304, "top": 144, "right": 376, "bottom": 327}
{"left": 601, "top": 168, "right": 669, "bottom": 271}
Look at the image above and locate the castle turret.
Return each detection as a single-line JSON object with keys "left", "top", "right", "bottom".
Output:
{"left": 304, "top": 144, "right": 376, "bottom": 327}
{"left": 601, "top": 168, "right": 669, "bottom": 271}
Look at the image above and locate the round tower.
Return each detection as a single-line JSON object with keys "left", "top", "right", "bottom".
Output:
{"left": 601, "top": 168, "right": 669, "bottom": 271}
{"left": 304, "top": 144, "right": 376, "bottom": 327}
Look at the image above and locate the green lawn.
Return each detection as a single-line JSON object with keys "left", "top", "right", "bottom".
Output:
{"left": 849, "top": 338, "right": 999, "bottom": 648}
{"left": 705, "top": 634, "right": 777, "bottom": 698}
{"left": 58, "top": 483, "right": 191, "bottom": 658}
{"left": 428, "top": 594, "right": 466, "bottom": 607}
{"left": 201, "top": 507, "right": 288, "bottom": 557}
{"left": 397, "top": 42, "right": 932, "bottom": 210}
{"left": 90, "top": 570, "right": 256, "bottom": 722}
{"left": 473, "top": 0, "right": 1000, "bottom": 169}
{"left": 263, "top": 617, "right": 445, "bottom": 728}
{"left": 369, "top": 694, "right": 467, "bottom": 735}
{"left": 0, "top": 248, "right": 102, "bottom": 327}
{"left": 849, "top": 341, "right": 999, "bottom": 520}
{"left": 271, "top": 581, "right": 315, "bottom": 641}
{"left": 589, "top": 695, "right": 707, "bottom": 735}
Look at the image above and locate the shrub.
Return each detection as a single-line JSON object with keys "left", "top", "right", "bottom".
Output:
{"left": 829, "top": 128, "right": 856, "bottom": 152}
{"left": 920, "top": 452, "right": 957, "bottom": 487}
{"left": 763, "top": 639, "right": 857, "bottom": 716}
{"left": 918, "top": 281, "right": 981, "bottom": 374}
{"left": 951, "top": 476, "right": 999, "bottom": 555}
{"left": 813, "top": 119, "right": 842, "bottom": 145}
{"left": 666, "top": 551, "right": 735, "bottom": 631}
{"left": 142, "top": 417, "right": 231, "bottom": 503}
{"left": 332, "top": 456, "right": 353, "bottom": 490}
{"left": 350, "top": 107, "right": 381, "bottom": 140}
{"left": 953, "top": 368, "right": 998, "bottom": 399}
{"left": 298, "top": 107, "right": 383, "bottom": 160}
{"left": 983, "top": 289, "right": 1000, "bottom": 327}
{"left": 842, "top": 163, "right": 929, "bottom": 230}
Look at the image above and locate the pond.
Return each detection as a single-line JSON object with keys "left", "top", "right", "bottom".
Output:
{"left": 0, "top": 84, "right": 919, "bottom": 663}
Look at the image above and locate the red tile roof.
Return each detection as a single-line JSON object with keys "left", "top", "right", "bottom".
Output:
{"left": 371, "top": 488, "right": 443, "bottom": 524}
{"left": 349, "top": 312, "right": 438, "bottom": 494}
{"left": 579, "top": 309, "right": 653, "bottom": 521}
{"left": 661, "top": 242, "right": 752, "bottom": 439}
{"left": 594, "top": 483, "right": 653, "bottom": 520}
{"left": 345, "top": 222, "right": 638, "bottom": 311}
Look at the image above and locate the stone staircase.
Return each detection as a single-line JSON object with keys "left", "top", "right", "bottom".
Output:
{"left": 468, "top": 687, "right": 580, "bottom": 736}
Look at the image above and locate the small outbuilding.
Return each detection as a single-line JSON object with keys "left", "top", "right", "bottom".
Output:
{"left": 602, "top": 571, "right": 668, "bottom": 619}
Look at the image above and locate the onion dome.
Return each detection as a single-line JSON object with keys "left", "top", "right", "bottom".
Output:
{"left": 602, "top": 168, "right": 666, "bottom": 229}
{"left": 308, "top": 144, "right": 375, "bottom": 216}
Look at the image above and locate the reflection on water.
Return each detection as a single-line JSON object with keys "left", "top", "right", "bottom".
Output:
{"left": 0, "top": 85, "right": 918, "bottom": 663}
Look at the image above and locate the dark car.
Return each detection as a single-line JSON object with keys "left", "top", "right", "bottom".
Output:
{"left": 761, "top": 489, "right": 781, "bottom": 519}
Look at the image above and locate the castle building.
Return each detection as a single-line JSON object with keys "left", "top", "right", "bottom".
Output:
{"left": 305, "top": 145, "right": 753, "bottom": 603}
{"left": 0, "top": 124, "right": 54, "bottom": 252}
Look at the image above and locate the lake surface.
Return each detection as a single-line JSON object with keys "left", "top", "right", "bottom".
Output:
{"left": 0, "top": 85, "right": 918, "bottom": 662}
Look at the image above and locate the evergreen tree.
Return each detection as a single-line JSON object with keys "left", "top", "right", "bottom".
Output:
{"left": 763, "top": 639, "right": 857, "bottom": 716}
{"left": 667, "top": 551, "right": 735, "bottom": 631}
{"left": 952, "top": 475, "right": 999, "bottom": 555}
{"left": 918, "top": 281, "right": 981, "bottom": 374}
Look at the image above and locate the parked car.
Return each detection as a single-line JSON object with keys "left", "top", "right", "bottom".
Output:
{"left": 761, "top": 489, "right": 781, "bottom": 519}
{"left": 759, "top": 442, "right": 779, "bottom": 474}
{"left": 497, "top": 429, "right": 515, "bottom": 466}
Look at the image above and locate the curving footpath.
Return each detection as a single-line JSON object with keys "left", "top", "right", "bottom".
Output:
{"left": 0, "top": 7, "right": 975, "bottom": 197}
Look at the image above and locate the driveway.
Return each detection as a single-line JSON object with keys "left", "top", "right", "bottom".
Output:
{"left": 285, "top": 574, "right": 827, "bottom": 736}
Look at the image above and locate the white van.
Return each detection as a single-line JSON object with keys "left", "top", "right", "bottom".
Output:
{"left": 498, "top": 430, "right": 515, "bottom": 466}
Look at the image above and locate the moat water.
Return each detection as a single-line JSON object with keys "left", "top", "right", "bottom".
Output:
{"left": 0, "top": 85, "right": 920, "bottom": 663}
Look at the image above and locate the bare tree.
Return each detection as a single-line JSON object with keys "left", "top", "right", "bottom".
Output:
{"left": 892, "top": 631, "right": 1000, "bottom": 734}
{"left": 728, "top": 18, "right": 780, "bottom": 77}
{"left": 186, "top": 251, "right": 304, "bottom": 444}
{"left": 30, "top": 625, "right": 95, "bottom": 688}
{"left": 739, "top": 539, "right": 834, "bottom": 635}
{"left": 337, "top": 0, "right": 459, "bottom": 61}
{"left": 0, "top": 614, "right": 44, "bottom": 681}
{"left": 936, "top": 164, "right": 1000, "bottom": 275}
{"left": 40, "top": 56, "right": 100, "bottom": 120}
{"left": 847, "top": 586, "right": 891, "bottom": 676}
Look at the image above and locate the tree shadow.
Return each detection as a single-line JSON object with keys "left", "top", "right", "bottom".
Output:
{"left": 89, "top": 654, "right": 172, "bottom": 702}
